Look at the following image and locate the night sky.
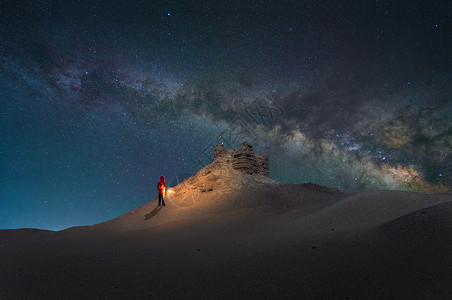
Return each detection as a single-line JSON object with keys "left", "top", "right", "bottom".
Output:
{"left": 1, "top": 0, "right": 451, "bottom": 230}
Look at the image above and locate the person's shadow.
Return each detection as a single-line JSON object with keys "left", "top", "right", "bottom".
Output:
{"left": 144, "top": 205, "right": 163, "bottom": 220}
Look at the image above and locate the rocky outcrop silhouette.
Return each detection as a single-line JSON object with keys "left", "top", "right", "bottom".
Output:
{"left": 214, "top": 142, "right": 269, "bottom": 176}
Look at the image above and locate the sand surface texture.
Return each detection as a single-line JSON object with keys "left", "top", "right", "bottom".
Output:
{"left": 2, "top": 143, "right": 452, "bottom": 299}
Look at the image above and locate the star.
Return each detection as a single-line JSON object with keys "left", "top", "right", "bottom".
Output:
{"left": 1, "top": 0, "right": 450, "bottom": 230}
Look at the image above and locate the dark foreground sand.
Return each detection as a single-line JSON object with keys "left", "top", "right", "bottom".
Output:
{"left": 2, "top": 184, "right": 452, "bottom": 299}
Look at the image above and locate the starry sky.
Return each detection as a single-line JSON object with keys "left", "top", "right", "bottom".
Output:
{"left": 1, "top": 0, "right": 451, "bottom": 230}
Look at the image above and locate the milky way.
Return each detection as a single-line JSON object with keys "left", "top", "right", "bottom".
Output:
{"left": 1, "top": 0, "right": 451, "bottom": 230}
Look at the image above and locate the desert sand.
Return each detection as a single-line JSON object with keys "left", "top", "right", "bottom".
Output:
{"left": 1, "top": 143, "right": 452, "bottom": 299}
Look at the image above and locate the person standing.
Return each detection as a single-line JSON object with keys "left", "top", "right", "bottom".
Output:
{"left": 157, "top": 176, "right": 170, "bottom": 206}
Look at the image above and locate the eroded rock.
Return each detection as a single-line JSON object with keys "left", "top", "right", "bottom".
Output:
{"left": 212, "top": 142, "right": 269, "bottom": 176}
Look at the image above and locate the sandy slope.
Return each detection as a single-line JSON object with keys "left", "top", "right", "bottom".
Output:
{"left": 1, "top": 162, "right": 452, "bottom": 299}
{"left": 84, "top": 163, "right": 345, "bottom": 232}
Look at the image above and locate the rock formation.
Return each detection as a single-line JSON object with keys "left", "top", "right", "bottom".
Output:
{"left": 213, "top": 142, "right": 269, "bottom": 176}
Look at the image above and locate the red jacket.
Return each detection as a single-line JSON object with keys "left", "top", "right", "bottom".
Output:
{"left": 157, "top": 179, "right": 169, "bottom": 193}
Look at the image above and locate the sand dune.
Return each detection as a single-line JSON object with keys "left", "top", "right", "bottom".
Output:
{"left": 1, "top": 143, "right": 452, "bottom": 299}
